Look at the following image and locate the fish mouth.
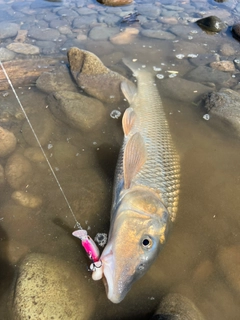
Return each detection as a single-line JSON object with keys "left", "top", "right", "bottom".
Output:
{"left": 101, "top": 246, "right": 126, "bottom": 304}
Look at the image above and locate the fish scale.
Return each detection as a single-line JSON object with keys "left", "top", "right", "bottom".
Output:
{"left": 126, "top": 71, "right": 180, "bottom": 219}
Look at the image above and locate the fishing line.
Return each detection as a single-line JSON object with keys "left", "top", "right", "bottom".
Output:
{"left": 0, "top": 60, "right": 82, "bottom": 230}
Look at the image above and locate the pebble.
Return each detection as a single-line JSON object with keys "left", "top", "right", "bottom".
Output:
{"left": 196, "top": 16, "right": 226, "bottom": 33}
{"left": 21, "top": 110, "right": 54, "bottom": 147}
{"left": 110, "top": 27, "right": 139, "bottom": 45}
{"left": 0, "top": 47, "right": 16, "bottom": 61}
{"left": 141, "top": 29, "right": 175, "bottom": 40}
{"left": 97, "top": 0, "right": 132, "bottom": 6}
{"left": 232, "top": 23, "right": 240, "bottom": 41}
{"left": 6, "top": 43, "right": 40, "bottom": 55}
{"left": 5, "top": 153, "right": 32, "bottom": 189}
{"left": 0, "top": 22, "right": 19, "bottom": 39}
{"left": 210, "top": 61, "right": 235, "bottom": 72}
{"left": 11, "top": 191, "right": 43, "bottom": 209}
{"left": 0, "top": 126, "right": 17, "bottom": 157}
{"left": 12, "top": 253, "right": 96, "bottom": 320}
{"left": 220, "top": 43, "right": 236, "bottom": 56}
{"left": 24, "top": 147, "right": 46, "bottom": 163}
{"left": 88, "top": 26, "right": 119, "bottom": 40}
{"left": 28, "top": 27, "right": 60, "bottom": 41}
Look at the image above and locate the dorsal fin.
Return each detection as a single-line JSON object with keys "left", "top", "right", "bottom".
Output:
{"left": 121, "top": 81, "right": 137, "bottom": 104}
{"left": 123, "top": 132, "right": 147, "bottom": 189}
{"left": 122, "top": 107, "right": 136, "bottom": 136}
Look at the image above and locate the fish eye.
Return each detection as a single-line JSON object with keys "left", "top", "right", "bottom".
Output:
{"left": 141, "top": 236, "right": 153, "bottom": 249}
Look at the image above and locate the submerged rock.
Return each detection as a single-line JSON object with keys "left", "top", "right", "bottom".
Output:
{"left": 151, "top": 293, "right": 205, "bottom": 320}
{"left": 0, "top": 126, "right": 17, "bottom": 157}
{"left": 24, "top": 147, "right": 46, "bottom": 163}
{"left": 48, "top": 90, "right": 106, "bottom": 132}
{"left": 232, "top": 23, "right": 240, "bottom": 41}
{"left": 203, "top": 88, "right": 240, "bottom": 134}
{"left": 5, "top": 153, "right": 32, "bottom": 189}
{"left": 110, "top": 28, "right": 139, "bottom": 45}
{"left": 67, "top": 47, "right": 135, "bottom": 103}
{"left": 0, "top": 164, "right": 4, "bottom": 187}
{"left": 196, "top": 16, "right": 226, "bottom": 33}
{"left": 21, "top": 110, "right": 54, "bottom": 147}
{"left": 185, "top": 66, "right": 231, "bottom": 86}
{"left": 11, "top": 191, "right": 43, "bottom": 209}
{"left": 0, "top": 22, "right": 19, "bottom": 39}
{"left": 6, "top": 43, "right": 40, "bottom": 55}
{"left": 12, "top": 253, "right": 96, "bottom": 320}
{"left": 210, "top": 61, "right": 235, "bottom": 72}
{"left": 217, "top": 245, "right": 240, "bottom": 296}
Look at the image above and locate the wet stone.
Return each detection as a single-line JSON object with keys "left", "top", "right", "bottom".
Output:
{"left": 232, "top": 23, "right": 240, "bottom": 41}
{"left": 53, "top": 141, "right": 79, "bottom": 168}
{"left": 36, "top": 65, "right": 78, "bottom": 94}
{"left": 28, "top": 27, "right": 60, "bottom": 41}
{"left": 210, "top": 61, "right": 235, "bottom": 72}
{"left": 0, "top": 47, "right": 16, "bottom": 61}
{"left": 0, "top": 22, "right": 19, "bottom": 39}
{"left": 72, "top": 15, "right": 98, "bottom": 28}
{"left": 170, "top": 25, "right": 199, "bottom": 40}
{"left": 47, "top": 90, "right": 106, "bottom": 132}
{"left": 189, "top": 53, "right": 219, "bottom": 67}
{"left": 21, "top": 110, "right": 54, "bottom": 147}
{"left": 137, "top": 4, "right": 161, "bottom": 18}
{"left": 159, "top": 77, "right": 212, "bottom": 102}
{"left": 5, "top": 153, "right": 32, "bottom": 190}
{"left": 12, "top": 253, "right": 96, "bottom": 320}
{"left": 185, "top": 66, "right": 231, "bottom": 86}
{"left": 88, "top": 26, "right": 119, "bottom": 40}
{"left": 110, "top": 28, "right": 139, "bottom": 44}
{"left": 97, "top": 0, "right": 132, "bottom": 6}
{"left": 24, "top": 147, "right": 46, "bottom": 163}
{"left": 11, "top": 191, "right": 43, "bottom": 209}
{"left": 0, "top": 127, "right": 17, "bottom": 157}
{"left": 220, "top": 43, "right": 236, "bottom": 56}
{"left": 196, "top": 16, "right": 226, "bottom": 33}
{"left": 0, "top": 164, "right": 4, "bottom": 187}
{"left": 152, "top": 293, "right": 205, "bottom": 320}
{"left": 6, "top": 43, "right": 39, "bottom": 55}
{"left": 67, "top": 47, "right": 134, "bottom": 103}
{"left": 203, "top": 88, "right": 240, "bottom": 134}
{"left": 141, "top": 29, "right": 175, "bottom": 40}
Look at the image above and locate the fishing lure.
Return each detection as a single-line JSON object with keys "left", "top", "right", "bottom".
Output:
{"left": 72, "top": 229, "right": 103, "bottom": 280}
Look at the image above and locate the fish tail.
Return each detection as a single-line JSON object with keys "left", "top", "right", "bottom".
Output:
{"left": 122, "top": 58, "right": 142, "bottom": 77}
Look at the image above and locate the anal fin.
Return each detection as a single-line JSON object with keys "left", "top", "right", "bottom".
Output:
{"left": 123, "top": 132, "right": 147, "bottom": 189}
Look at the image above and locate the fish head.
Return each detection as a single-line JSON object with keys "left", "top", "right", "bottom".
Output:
{"left": 100, "top": 188, "right": 169, "bottom": 303}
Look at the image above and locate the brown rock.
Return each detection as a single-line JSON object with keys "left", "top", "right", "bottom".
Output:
{"left": 97, "top": 0, "right": 132, "bottom": 6}
{"left": 67, "top": 47, "right": 135, "bottom": 103}
{"left": 5, "top": 153, "right": 32, "bottom": 189}
{"left": 220, "top": 43, "right": 236, "bottom": 56}
{"left": 210, "top": 61, "right": 235, "bottom": 72}
{"left": 0, "top": 126, "right": 17, "bottom": 157}
{"left": 110, "top": 28, "right": 139, "bottom": 45}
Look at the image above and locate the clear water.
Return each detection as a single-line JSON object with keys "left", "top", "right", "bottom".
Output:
{"left": 0, "top": 0, "right": 240, "bottom": 319}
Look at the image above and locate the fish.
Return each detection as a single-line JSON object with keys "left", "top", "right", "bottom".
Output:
{"left": 98, "top": 59, "right": 180, "bottom": 303}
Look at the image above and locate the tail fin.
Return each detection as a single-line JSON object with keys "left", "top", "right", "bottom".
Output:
{"left": 122, "top": 58, "right": 143, "bottom": 77}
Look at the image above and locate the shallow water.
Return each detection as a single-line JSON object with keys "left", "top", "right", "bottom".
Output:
{"left": 0, "top": 0, "right": 240, "bottom": 319}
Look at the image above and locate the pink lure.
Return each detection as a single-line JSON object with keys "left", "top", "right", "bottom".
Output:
{"left": 72, "top": 229, "right": 100, "bottom": 262}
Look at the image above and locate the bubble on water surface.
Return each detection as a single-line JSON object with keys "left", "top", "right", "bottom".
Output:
{"left": 203, "top": 114, "right": 210, "bottom": 120}
{"left": 153, "top": 66, "right": 162, "bottom": 71}
{"left": 94, "top": 233, "right": 107, "bottom": 247}
{"left": 176, "top": 54, "right": 185, "bottom": 59}
{"left": 169, "top": 73, "right": 177, "bottom": 78}
{"left": 156, "top": 74, "right": 164, "bottom": 79}
{"left": 110, "top": 110, "right": 121, "bottom": 119}
{"left": 188, "top": 54, "right": 198, "bottom": 58}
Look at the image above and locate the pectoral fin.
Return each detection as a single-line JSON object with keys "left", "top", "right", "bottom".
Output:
{"left": 121, "top": 81, "right": 137, "bottom": 104}
{"left": 122, "top": 107, "right": 136, "bottom": 136}
{"left": 123, "top": 133, "right": 147, "bottom": 189}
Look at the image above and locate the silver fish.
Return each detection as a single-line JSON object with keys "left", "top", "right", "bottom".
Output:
{"left": 99, "top": 59, "right": 180, "bottom": 303}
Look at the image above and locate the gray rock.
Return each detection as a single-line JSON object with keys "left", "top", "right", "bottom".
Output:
{"left": 0, "top": 47, "right": 16, "bottom": 61}
{"left": 152, "top": 293, "right": 205, "bottom": 320}
{"left": 185, "top": 66, "right": 231, "bottom": 86}
{"left": 22, "top": 110, "right": 55, "bottom": 147}
{"left": 28, "top": 27, "right": 60, "bottom": 41}
{"left": 203, "top": 88, "right": 240, "bottom": 134}
{"left": 57, "top": 8, "right": 79, "bottom": 18}
{"left": 137, "top": 4, "right": 161, "bottom": 18}
{"left": 159, "top": 77, "right": 212, "bottom": 102}
{"left": 49, "top": 18, "right": 69, "bottom": 29}
{"left": 12, "top": 253, "right": 96, "bottom": 320}
{"left": 67, "top": 47, "right": 135, "bottom": 103}
{"left": 0, "top": 127, "right": 17, "bottom": 157}
{"left": 0, "top": 22, "right": 19, "bottom": 39}
{"left": 5, "top": 153, "right": 32, "bottom": 189}
{"left": 36, "top": 65, "right": 78, "bottom": 94}
{"left": 141, "top": 29, "right": 175, "bottom": 40}
{"left": 47, "top": 90, "right": 106, "bottom": 132}
{"left": 189, "top": 53, "right": 219, "bottom": 67}
{"left": 170, "top": 25, "right": 199, "bottom": 40}
{"left": 72, "top": 15, "right": 98, "bottom": 28}
{"left": 162, "top": 4, "right": 184, "bottom": 11}
{"left": 88, "top": 26, "right": 119, "bottom": 40}
{"left": 75, "top": 7, "right": 97, "bottom": 15}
